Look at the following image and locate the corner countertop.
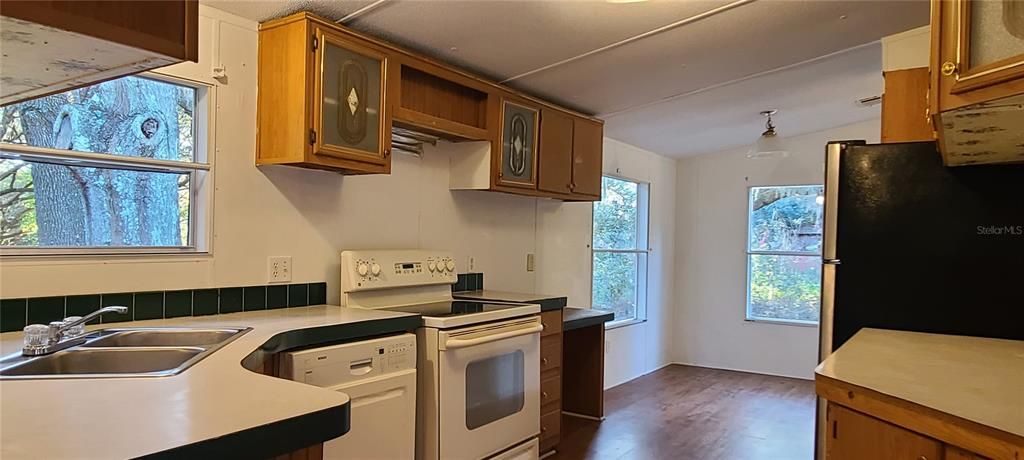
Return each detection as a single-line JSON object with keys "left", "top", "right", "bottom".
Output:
{"left": 562, "top": 307, "right": 614, "bottom": 331}
{"left": 453, "top": 290, "right": 567, "bottom": 312}
{"left": 815, "top": 328, "right": 1024, "bottom": 439}
{"left": 0, "top": 306, "right": 420, "bottom": 460}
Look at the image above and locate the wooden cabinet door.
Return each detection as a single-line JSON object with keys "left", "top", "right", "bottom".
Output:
{"left": 538, "top": 109, "right": 574, "bottom": 195}
{"left": 312, "top": 26, "right": 391, "bottom": 166}
{"left": 571, "top": 118, "right": 603, "bottom": 198}
{"left": 933, "top": 0, "right": 1024, "bottom": 111}
{"left": 826, "top": 403, "right": 942, "bottom": 460}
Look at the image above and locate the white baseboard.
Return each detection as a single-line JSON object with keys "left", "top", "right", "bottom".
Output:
{"left": 669, "top": 361, "right": 813, "bottom": 381}
{"left": 603, "top": 361, "right": 675, "bottom": 390}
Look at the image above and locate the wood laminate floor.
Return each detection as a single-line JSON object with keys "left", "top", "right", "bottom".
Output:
{"left": 551, "top": 365, "right": 816, "bottom": 460}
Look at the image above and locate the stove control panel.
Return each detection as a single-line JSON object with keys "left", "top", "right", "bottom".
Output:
{"left": 341, "top": 249, "right": 458, "bottom": 293}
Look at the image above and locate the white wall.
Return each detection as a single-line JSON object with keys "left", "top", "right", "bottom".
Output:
{"left": 536, "top": 138, "right": 677, "bottom": 389}
{"left": 0, "top": 7, "right": 679, "bottom": 388}
{"left": 672, "top": 119, "right": 880, "bottom": 380}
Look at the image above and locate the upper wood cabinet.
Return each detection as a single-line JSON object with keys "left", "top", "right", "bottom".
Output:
{"left": 255, "top": 12, "right": 604, "bottom": 199}
{"left": 537, "top": 110, "right": 603, "bottom": 200}
{"left": 257, "top": 14, "right": 393, "bottom": 174}
{"left": 571, "top": 117, "right": 603, "bottom": 199}
{"left": 0, "top": 0, "right": 198, "bottom": 105}
{"left": 930, "top": 0, "right": 1024, "bottom": 166}
{"left": 538, "top": 109, "right": 575, "bottom": 195}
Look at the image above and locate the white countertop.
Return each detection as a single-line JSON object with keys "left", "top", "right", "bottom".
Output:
{"left": 816, "top": 328, "right": 1024, "bottom": 438}
{"left": 0, "top": 305, "right": 417, "bottom": 459}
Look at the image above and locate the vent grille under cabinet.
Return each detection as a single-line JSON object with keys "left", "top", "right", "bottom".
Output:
{"left": 391, "top": 127, "right": 438, "bottom": 157}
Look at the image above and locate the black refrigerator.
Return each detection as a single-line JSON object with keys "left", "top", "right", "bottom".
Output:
{"left": 819, "top": 140, "right": 1024, "bottom": 357}
{"left": 814, "top": 140, "right": 1024, "bottom": 459}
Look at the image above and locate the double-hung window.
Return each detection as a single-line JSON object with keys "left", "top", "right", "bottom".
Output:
{"left": 746, "top": 185, "right": 825, "bottom": 325}
{"left": 0, "top": 74, "right": 210, "bottom": 255}
{"left": 592, "top": 176, "right": 650, "bottom": 327}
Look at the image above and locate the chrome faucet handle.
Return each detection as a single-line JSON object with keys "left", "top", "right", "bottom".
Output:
{"left": 22, "top": 306, "right": 128, "bottom": 356}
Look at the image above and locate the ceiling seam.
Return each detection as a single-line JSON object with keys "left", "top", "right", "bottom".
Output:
{"left": 338, "top": 0, "right": 391, "bottom": 24}
{"left": 598, "top": 41, "right": 881, "bottom": 119}
{"left": 500, "top": 0, "right": 758, "bottom": 84}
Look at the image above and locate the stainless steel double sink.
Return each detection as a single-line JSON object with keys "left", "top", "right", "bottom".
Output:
{"left": 0, "top": 327, "right": 250, "bottom": 379}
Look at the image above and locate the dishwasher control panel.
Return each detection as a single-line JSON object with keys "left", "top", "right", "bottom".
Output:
{"left": 280, "top": 333, "right": 416, "bottom": 387}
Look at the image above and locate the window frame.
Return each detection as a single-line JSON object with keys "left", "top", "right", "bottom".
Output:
{"left": 591, "top": 174, "right": 651, "bottom": 329}
{"left": 0, "top": 72, "right": 215, "bottom": 258}
{"left": 744, "top": 184, "right": 824, "bottom": 327}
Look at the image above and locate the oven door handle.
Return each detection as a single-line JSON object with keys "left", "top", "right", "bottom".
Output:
{"left": 442, "top": 324, "right": 543, "bottom": 350}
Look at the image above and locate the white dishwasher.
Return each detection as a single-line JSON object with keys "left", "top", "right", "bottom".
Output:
{"left": 281, "top": 333, "right": 417, "bottom": 460}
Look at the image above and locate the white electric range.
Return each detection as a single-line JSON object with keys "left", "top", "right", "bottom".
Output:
{"left": 340, "top": 249, "right": 541, "bottom": 460}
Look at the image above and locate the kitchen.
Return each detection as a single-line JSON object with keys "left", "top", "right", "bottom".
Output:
{"left": 0, "top": 1, "right": 1022, "bottom": 459}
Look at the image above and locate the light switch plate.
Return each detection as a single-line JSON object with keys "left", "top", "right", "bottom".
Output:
{"left": 268, "top": 256, "right": 292, "bottom": 283}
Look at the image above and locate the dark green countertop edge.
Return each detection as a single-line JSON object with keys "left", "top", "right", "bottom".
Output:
{"left": 452, "top": 292, "right": 567, "bottom": 312}
{"left": 563, "top": 308, "right": 614, "bottom": 331}
{"left": 240, "top": 315, "right": 422, "bottom": 370}
{"left": 137, "top": 403, "right": 349, "bottom": 460}
{"left": 143, "top": 315, "right": 419, "bottom": 459}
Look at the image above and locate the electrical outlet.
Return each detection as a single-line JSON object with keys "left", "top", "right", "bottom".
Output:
{"left": 526, "top": 253, "right": 535, "bottom": 272}
{"left": 268, "top": 256, "right": 292, "bottom": 283}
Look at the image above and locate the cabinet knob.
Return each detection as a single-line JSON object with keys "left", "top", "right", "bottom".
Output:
{"left": 542, "top": 357, "right": 548, "bottom": 365}
{"left": 542, "top": 391, "right": 549, "bottom": 399}
{"left": 941, "top": 61, "right": 957, "bottom": 76}
{"left": 541, "top": 426, "right": 547, "bottom": 433}
{"left": 918, "top": 456, "right": 927, "bottom": 460}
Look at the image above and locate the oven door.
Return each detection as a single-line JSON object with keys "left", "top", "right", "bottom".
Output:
{"left": 438, "top": 316, "right": 542, "bottom": 460}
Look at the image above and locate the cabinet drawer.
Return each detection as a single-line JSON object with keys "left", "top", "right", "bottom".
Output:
{"left": 540, "top": 409, "right": 561, "bottom": 443}
{"left": 540, "top": 310, "right": 562, "bottom": 337}
{"left": 540, "top": 335, "right": 562, "bottom": 373}
{"left": 541, "top": 375, "right": 561, "bottom": 408}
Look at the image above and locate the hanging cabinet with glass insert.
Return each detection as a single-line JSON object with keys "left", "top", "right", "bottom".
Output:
{"left": 257, "top": 14, "right": 393, "bottom": 174}
{"left": 930, "top": 0, "right": 1024, "bottom": 166}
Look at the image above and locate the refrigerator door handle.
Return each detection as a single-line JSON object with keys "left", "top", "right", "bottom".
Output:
{"left": 823, "top": 142, "right": 842, "bottom": 261}
{"left": 823, "top": 259, "right": 841, "bottom": 265}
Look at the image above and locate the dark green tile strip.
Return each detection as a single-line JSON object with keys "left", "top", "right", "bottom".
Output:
{"left": 267, "top": 285, "right": 287, "bottom": 310}
{"left": 0, "top": 282, "right": 329, "bottom": 331}
{"left": 1, "top": 299, "right": 27, "bottom": 333}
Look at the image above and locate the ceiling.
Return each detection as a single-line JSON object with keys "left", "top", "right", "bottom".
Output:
{"left": 206, "top": 0, "right": 930, "bottom": 157}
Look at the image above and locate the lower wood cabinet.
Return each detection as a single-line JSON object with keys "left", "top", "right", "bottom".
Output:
{"left": 539, "top": 309, "right": 564, "bottom": 455}
{"left": 826, "top": 402, "right": 942, "bottom": 460}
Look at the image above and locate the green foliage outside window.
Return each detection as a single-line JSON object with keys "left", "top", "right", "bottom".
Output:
{"left": 593, "top": 176, "right": 647, "bottom": 323}
{"left": 747, "top": 186, "right": 824, "bottom": 323}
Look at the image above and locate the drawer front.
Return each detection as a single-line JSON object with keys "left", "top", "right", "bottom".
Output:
{"left": 540, "top": 410, "right": 561, "bottom": 447}
{"left": 541, "top": 375, "right": 561, "bottom": 408}
{"left": 540, "top": 310, "right": 563, "bottom": 337}
{"left": 540, "top": 334, "right": 562, "bottom": 373}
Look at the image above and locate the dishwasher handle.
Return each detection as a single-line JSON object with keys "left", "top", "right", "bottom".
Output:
{"left": 442, "top": 324, "right": 543, "bottom": 350}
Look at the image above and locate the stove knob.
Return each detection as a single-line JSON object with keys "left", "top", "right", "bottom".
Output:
{"left": 357, "top": 262, "right": 369, "bottom": 277}
{"left": 428, "top": 261, "right": 437, "bottom": 272}
{"left": 445, "top": 260, "right": 456, "bottom": 272}
{"left": 371, "top": 263, "right": 381, "bottom": 276}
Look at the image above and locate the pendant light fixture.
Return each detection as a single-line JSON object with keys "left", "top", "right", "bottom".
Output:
{"left": 747, "top": 110, "right": 789, "bottom": 159}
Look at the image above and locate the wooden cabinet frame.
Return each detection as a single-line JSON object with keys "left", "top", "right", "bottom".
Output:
{"left": 311, "top": 26, "right": 392, "bottom": 166}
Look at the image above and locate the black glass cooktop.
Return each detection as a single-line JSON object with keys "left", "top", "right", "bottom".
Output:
{"left": 381, "top": 300, "right": 528, "bottom": 318}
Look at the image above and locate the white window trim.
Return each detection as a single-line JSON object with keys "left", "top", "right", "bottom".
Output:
{"left": 591, "top": 174, "right": 651, "bottom": 329}
{"left": 0, "top": 72, "right": 216, "bottom": 258}
{"left": 744, "top": 184, "right": 823, "bottom": 327}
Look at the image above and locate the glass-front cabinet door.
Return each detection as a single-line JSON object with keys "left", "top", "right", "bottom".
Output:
{"left": 947, "top": 0, "right": 1024, "bottom": 94}
{"left": 312, "top": 27, "right": 390, "bottom": 165}
{"left": 495, "top": 97, "right": 539, "bottom": 189}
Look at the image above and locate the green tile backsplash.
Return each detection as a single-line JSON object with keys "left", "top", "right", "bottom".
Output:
{"left": 0, "top": 282, "right": 329, "bottom": 333}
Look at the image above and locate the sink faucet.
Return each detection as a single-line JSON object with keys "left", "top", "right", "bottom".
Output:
{"left": 22, "top": 306, "right": 128, "bottom": 356}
